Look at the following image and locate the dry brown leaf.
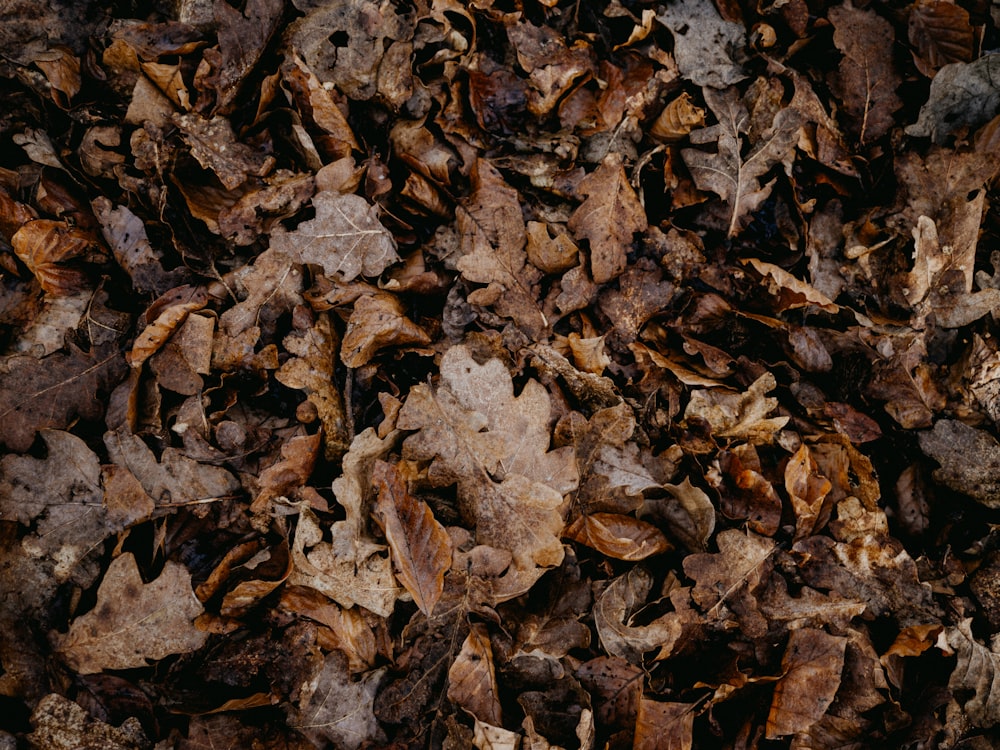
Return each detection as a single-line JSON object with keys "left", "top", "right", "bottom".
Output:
{"left": 372, "top": 460, "right": 452, "bottom": 617}
{"left": 568, "top": 152, "right": 647, "bottom": 283}
{"left": 456, "top": 159, "right": 547, "bottom": 336}
{"left": 656, "top": 0, "right": 747, "bottom": 89}
{"left": 785, "top": 443, "right": 833, "bottom": 540}
{"left": 0, "top": 343, "right": 126, "bottom": 453}
{"left": 11, "top": 219, "right": 93, "bottom": 295}
{"left": 448, "top": 622, "right": 503, "bottom": 726}
{"left": 279, "top": 586, "right": 381, "bottom": 673}
{"left": 27, "top": 694, "right": 147, "bottom": 750}
{"left": 908, "top": 0, "right": 974, "bottom": 78}
{"left": 642, "top": 477, "right": 717, "bottom": 552}
{"left": 282, "top": 50, "right": 359, "bottom": 161}
{"left": 684, "top": 372, "right": 789, "bottom": 443}
{"left": 55, "top": 552, "right": 207, "bottom": 673}
{"left": 275, "top": 312, "right": 349, "bottom": 460}
{"left": 828, "top": 2, "right": 902, "bottom": 144}
{"left": 398, "top": 344, "right": 578, "bottom": 599}
{"left": 251, "top": 432, "right": 322, "bottom": 522}
{"left": 766, "top": 628, "right": 848, "bottom": 738}
{"left": 269, "top": 190, "right": 399, "bottom": 282}
{"left": 564, "top": 513, "right": 671, "bottom": 561}
{"left": 682, "top": 88, "right": 800, "bottom": 237}
{"left": 289, "top": 650, "right": 387, "bottom": 749}
{"left": 634, "top": 699, "right": 695, "bottom": 750}
{"left": 217, "top": 246, "right": 305, "bottom": 340}
{"left": 173, "top": 113, "right": 275, "bottom": 190}
{"left": 919, "top": 419, "right": 1000, "bottom": 508}
{"left": 341, "top": 293, "right": 431, "bottom": 368}
{"left": 472, "top": 718, "right": 520, "bottom": 750}
{"left": 205, "top": 0, "right": 284, "bottom": 114}
{"left": 747, "top": 258, "right": 839, "bottom": 313}
{"left": 576, "top": 656, "right": 643, "bottom": 732}
{"left": 127, "top": 285, "right": 208, "bottom": 368}
{"left": 594, "top": 567, "right": 683, "bottom": 664}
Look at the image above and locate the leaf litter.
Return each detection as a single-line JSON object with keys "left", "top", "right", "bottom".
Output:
{"left": 4, "top": 0, "right": 1000, "bottom": 748}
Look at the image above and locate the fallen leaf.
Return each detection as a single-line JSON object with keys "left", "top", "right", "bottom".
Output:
{"left": 641, "top": 477, "right": 717, "bottom": 552}
{"left": 682, "top": 88, "right": 800, "bottom": 237}
{"left": 908, "top": 0, "right": 973, "bottom": 78}
{"left": 918, "top": 419, "right": 1000, "bottom": 508}
{"left": 576, "top": 656, "right": 643, "bottom": 732}
{"left": 341, "top": 293, "right": 431, "bottom": 368}
{"left": 206, "top": 0, "right": 285, "bottom": 114}
{"left": 656, "top": 0, "right": 747, "bottom": 89}
{"left": 127, "top": 285, "right": 208, "bottom": 368}
{"left": 12, "top": 219, "right": 93, "bottom": 295}
{"left": 634, "top": 699, "right": 695, "bottom": 750}
{"left": 250, "top": 432, "right": 322, "bottom": 522}
{"left": 766, "top": 628, "right": 847, "bottom": 738}
{"left": 269, "top": 190, "right": 399, "bottom": 282}
{"left": 289, "top": 650, "right": 387, "bottom": 750}
{"left": 564, "top": 513, "right": 671, "bottom": 561}
{"left": 27, "top": 693, "right": 148, "bottom": 750}
{"left": 828, "top": 2, "right": 902, "bottom": 144}
{"left": 173, "top": 113, "right": 274, "bottom": 189}
{"left": 568, "top": 152, "right": 648, "bottom": 283}
{"left": 594, "top": 566, "right": 683, "bottom": 663}
{"left": 906, "top": 54, "right": 1000, "bottom": 143}
{"left": 785, "top": 443, "right": 833, "bottom": 540}
{"left": 55, "top": 552, "right": 207, "bottom": 673}
{"left": 473, "top": 718, "right": 520, "bottom": 750}
{"left": 448, "top": 622, "right": 503, "bottom": 726}
{"left": 372, "top": 460, "right": 452, "bottom": 617}
{"left": 684, "top": 372, "right": 789, "bottom": 443}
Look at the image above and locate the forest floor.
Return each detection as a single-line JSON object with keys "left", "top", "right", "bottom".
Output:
{"left": 3, "top": 0, "right": 1000, "bottom": 748}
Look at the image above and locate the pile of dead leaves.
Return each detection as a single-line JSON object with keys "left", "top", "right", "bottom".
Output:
{"left": 5, "top": 0, "right": 1000, "bottom": 747}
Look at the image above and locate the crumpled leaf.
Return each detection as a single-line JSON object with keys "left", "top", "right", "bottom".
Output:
{"left": 576, "top": 656, "right": 642, "bottom": 732}
{"left": 594, "top": 566, "right": 683, "bottom": 664}
{"left": 656, "top": 0, "right": 747, "bottom": 89}
{"left": 0, "top": 430, "right": 152, "bottom": 581}
{"left": 55, "top": 552, "right": 207, "bottom": 673}
{"left": 27, "top": 694, "right": 148, "bottom": 750}
{"left": 918, "top": 419, "right": 1000, "bottom": 508}
{"left": 12, "top": 219, "right": 93, "bottom": 295}
{"left": 448, "top": 622, "right": 503, "bottom": 726}
{"left": 217, "top": 246, "right": 304, "bottom": 339}
{"left": 828, "top": 2, "right": 902, "bottom": 144}
{"left": 289, "top": 650, "right": 386, "bottom": 749}
{"left": 766, "top": 628, "right": 847, "bottom": 738}
{"left": 269, "top": 190, "right": 399, "bottom": 281}
{"left": 456, "top": 159, "right": 547, "bottom": 336}
{"left": 906, "top": 54, "right": 1000, "bottom": 143}
{"left": 208, "top": 0, "right": 285, "bottom": 114}
{"left": 127, "top": 285, "right": 208, "bottom": 368}
{"left": 473, "top": 718, "right": 520, "bottom": 750}
{"left": 0, "top": 343, "right": 126, "bottom": 453}
{"left": 398, "top": 344, "right": 578, "bottom": 599}
{"left": 682, "top": 88, "right": 800, "bottom": 238}
{"left": 341, "top": 292, "right": 431, "bottom": 368}
{"left": 567, "top": 152, "right": 647, "bottom": 284}
{"left": 564, "top": 513, "right": 671, "bottom": 561}
{"left": 785, "top": 443, "right": 833, "bottom": 540}
{"left": 642, "top": 477, "right": 717, "bottom": 552}
{"left": 945, "top": 618, "right": 1000, "bottom": 728}
{"left": 372, "top": 460, "right": 452, "bottom": 617}
{"left": 92, "top": 197, "right": 183, "bottom": 295}
{"left": 684, "top": 372, "right": 789, "bottom": 443}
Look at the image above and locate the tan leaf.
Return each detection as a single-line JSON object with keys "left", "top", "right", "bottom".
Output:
{"left": 173, "top": 113, "right": 275, "bottom": 189}
{"left": 282, "top": 51, "right": 359, "bottom": 160}
{"left": 472, "top": 718, "right": 520, "bottom": 750}
{"left": 919, "top": 419, "right": 1000, "bottom": 508}
{"left": 448, "top": 622, "right": 503, "bottom": 726}
{"left": 372, "top": 460, "right": 452, "bottom": 617}
{"left": 908, "top": 0, "right": 973, "bottom": 78}
{"left": 33, "top": 45, "right": 81, "bottom": 107}
{"left": 564, "top": 513, "right": 671, "bottom": 561}
{"left": 398, "top": 344, "right": 577, "bottom": 599}
{"left": 127, "top": 285, "right": 208, "bottom": 368}
{"left": 594, "top": 567, "right": 683, "bottom": 664}
{"left": 456, "top": 159, "right": 547, "bottom": 336}
{"left": 217, "top": 246, "right": 305, "bottom": 339}
{"left": 634, "top": 699, "right": 695, "bottom": 750}
{"left": 269, "top": 190, "right": 398, "bottom": 282}
{"left": 766, "top": 628, "right": 847, "bottom": 738}
{"left": 250, "top": 432, "right": 322, "bottom": 521}
{"left": 290, "top": 651, "right": 386, "bottom": 749}
{"left": 341, "top": 293, "right": 431, "bottom": 368}
{"left": 785, "top": 444, "right": 833, "bottom": 540}
{"left": 275, "top": 313, "right": 349, "bottom": 460}
{"left": 828, "top": 2, "right": 902, "bottom": 144}
{"left": 944, "top": 619, "right": 1000, "bottom": 728}
{"left": 92, "top": 198, "right": 178, "bottom": 295}
{"left": 27, "top": 694, "right": 147, "bottom": 750}
{"left": 279, "top": 586, "right": 381, "bottom": 672}
{"left": 684, "top": 372, "right": 789, "bottom": 443}
{"left": 747, "top": 258, "right": 839, "bottom": 313}
{"left": 650, "top": 92, "right": 706, "bottom": 142}
{"left": 526, "top": 220, "right": 578, "bottom": 274}
{"left": 568, "top": 152, "right": 647, "bottom": 283}
{"left": 682, "top": 88, "right": 800, "bottom": 238}
{"left": 642, "top": 477, "right": 717, "bottom": 552}
{"left": 11, "top": 219, "right": 93, "bottom": 295}
{"left": 56, "top": 553, "right": 207, "bottom": 673}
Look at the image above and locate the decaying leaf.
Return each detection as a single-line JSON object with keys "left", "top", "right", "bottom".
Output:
{"left": 448, "top": 622, "right": 503, "bottom": 726}
{"left": 341, "top": 292, "right": 431, "bottom": 368}
{"left": 12, "top": 219, "right": 93, "bottom": 295}
{"left": 269, "top": 190, "right": 399, "bottom": 281}
{"left": 766, "top": 628, "right": 847, "bottom": 738}
{"left": 918, "top": 419, "right": 1000, "bottom": 508}
{"left": 594, "top": 566, "right": 683, "bottom": 663}
{"left": 372, "top": 459, "right": 452, "bottom": 617}
{"left": 56, "top": 552, "right": 207, "bottom": 673}
{"left": 656, "top": 0, "right": 747, "bottom": 89}
{"left": 634, "top": 699, "right": 695, "bottom": 750}
{"left": 27, "top": 694, "right": 147, "bottom": 750}
{"left": 173, "top": 113, "right": 275, "bottom": 189}
{"left": 568, "top": 152, "right": 647, "bottom": 283}
{"left": 684, "top": 372, "right": 789, "bottom": 443}
{"left": 907, "top": 54, "right": 1000, "bottom": 143}
{"left": 908, "top": 0, "right": 974, "bottom": 78}
{"left": 564, "top": 513, "right": 671, "bottom": 561}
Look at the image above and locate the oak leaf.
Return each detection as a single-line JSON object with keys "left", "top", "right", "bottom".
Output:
{"left": 766, "top": 628, "right": 847, "bottom": 738}
{"left": 684, "top": 372, "right": 789, "bottom": 443}
{"left": 655, "top": 0, "right": 747, "bottom": 89}
{"left": 945, "top": 618, "right": 1000, "bottom": 728}
{"left": 448, "top": 622, "right": 503, "bottom": 726}
{"left": 372, "top": 460, "right": 452, "bottom": 617}
{"left": 568, "top": 152, "right": 647, "bottom": 283}
{"left": 55, "top": 552, "right": 207, "bottom": 673}
{"left": 269, "top": 190, "right": 399, "bottom": 282}
{"left": 682, "top": 88, "right": 801, "bottom": 238}
{"left": 398, "top": 344, "right": 578, "bottom": 599}
{"left": 341, "top": 293, "right": 431, "bottom": 368}
{"left": 907, "top": 54, "right": 1000, "bottom": 143}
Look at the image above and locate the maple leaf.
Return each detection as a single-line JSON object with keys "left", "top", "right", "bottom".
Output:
{"left": 0, "top": 343, "right": 126, "bottom": 453}
{"left": 55, "top": 552, "right": 207, "bottom": 673}
{"left": 398, "top": 344, "right": 578, "bottom": 599}
{"left": 682, "top": 87, "right": 801, "bottom": 238}
{"left": 456, "top": 159, "right": 547, "bottom": 336}
{"left": 269, "top": 190, "right": 399, "bottom": 282}
{"left": 567, "top": 152, "right": 647, "bottom": 283}
{"left": 372, "top": 460, "right": 452, "bottom": 617}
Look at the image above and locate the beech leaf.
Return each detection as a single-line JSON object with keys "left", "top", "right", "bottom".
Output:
{"left": 372, "top": 460, "right": 452, "bottom": 617}
{"left": 766, "top": 628, "right": 847, "bottom": 738}
{"left": 564, "top": 513, "right": 671, "bottom": 561}
{"left": 448, "top": 622, "right": 503, "bottom": 726}
{"left": 908, "top": 0, "right": 973, "bottom": 78}
{"left": 55, "top": 553, "right": 207, "bottom": 673}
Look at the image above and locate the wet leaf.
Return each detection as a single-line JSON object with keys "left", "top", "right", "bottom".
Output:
{"left": 56, "top": 552, "right": 207, "bottom": 673}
